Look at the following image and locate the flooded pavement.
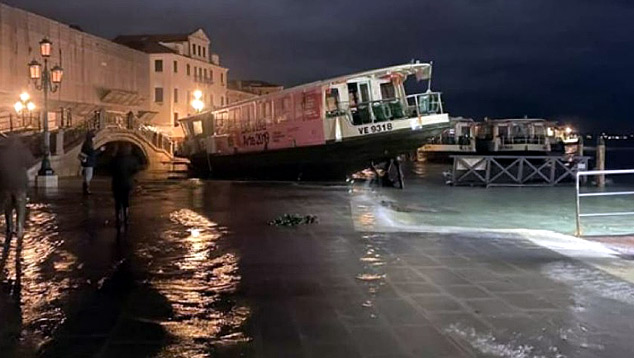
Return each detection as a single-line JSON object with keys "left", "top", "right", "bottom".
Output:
{"left": 1, "top": 174, "right": 634, "bottom": 357}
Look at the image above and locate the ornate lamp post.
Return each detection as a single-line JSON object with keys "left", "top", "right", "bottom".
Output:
{"left": 28, "top": 38, "right": 64, "bottom": 176}
{"left": 191, "top": 90, "right": 205, "bottom": 113}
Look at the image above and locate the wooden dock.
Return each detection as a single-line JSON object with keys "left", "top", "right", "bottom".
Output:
{"left": 450, "top": 155, "right": 590, "bottom": 187}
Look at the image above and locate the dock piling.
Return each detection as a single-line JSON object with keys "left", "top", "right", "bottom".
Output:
{"left": 596, "top": 138, "right": 605, "bottom": 188}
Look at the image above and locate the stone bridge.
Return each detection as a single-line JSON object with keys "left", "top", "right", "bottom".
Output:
{"left": 26, "top": 123, "right": 186, "bottom": 180}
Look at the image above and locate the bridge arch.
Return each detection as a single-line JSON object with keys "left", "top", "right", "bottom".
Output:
{"left": 29, "top": 127, "right": 178, "bottom": 179}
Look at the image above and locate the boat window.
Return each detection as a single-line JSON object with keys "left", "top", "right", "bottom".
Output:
{"left": 380, "top": 82, "right": 396, "bottom": 100}
{"left": 264, "top": 101, "right": 273, "bottom": 124}
{"left": 193, "top": 120, "right": 203, "bottom": 135}
{"left": 499, "top": 125, "right": 510, "bottom": 138}
{"left": 347, "top": 83, "right": 359, "bottom": 107}
{"left": 275, "top": 96, "right": 290, "bottom": 123}
{"left": 359, "top": 83, "right": 370, "bottom": 103}
{"left": 326, "top": 88, "right": 340, "bottom": 112}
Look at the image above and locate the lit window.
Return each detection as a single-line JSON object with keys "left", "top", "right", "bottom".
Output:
{"left": 154, "top": 87, "right": 164, "bottom": 102}
{"left": 154, "top": 59, "right": 163, "bottom": 72}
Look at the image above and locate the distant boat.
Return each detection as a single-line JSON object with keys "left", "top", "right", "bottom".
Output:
{"left": 418, "top": 118, "right": 580, "bottom": 161}
{"left": 179, "top": 62, "right": 450, "bottom": 180}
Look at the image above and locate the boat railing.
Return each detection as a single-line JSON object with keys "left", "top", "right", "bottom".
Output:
{"left": 405, "top": 92, "right": 443, "bottom": 117}
{"left": 499, "top": 135, "right": 548, "bottom": 146}
{"left": 326, "top": 92, "right": 443, "bottom": 126}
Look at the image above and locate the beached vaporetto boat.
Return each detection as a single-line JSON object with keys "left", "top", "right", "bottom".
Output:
{"left": 179, "top": 62, "right": 450, "bottom": 180}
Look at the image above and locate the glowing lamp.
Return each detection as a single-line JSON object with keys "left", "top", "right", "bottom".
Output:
{"left": 28, "top": 60, "right": 42, "bottom": 79}
{"left": 50, "top": 65, "right": 64, "bottom": 84}
{"left": 193, "top": 90, "right": 203, "bottom": 100}
{"left": 27, "top": 102, "right": 36, "bottom": 111}
{"left": 39, "top": 38, "right": 52, "bottom": 57}
{"left": 565, "top": 127, "right": 572, "bottom": 135}
{"left": 192, "top": 99, "right": 204, "bottom": 112}
{"left": 19, "top": 92, "right": 30, "bottom": 102}
{"left": 14, "top": 101, "right": 24, "bottom": 113}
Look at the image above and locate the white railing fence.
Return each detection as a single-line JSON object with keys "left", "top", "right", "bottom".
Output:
{"left": 575, "top": 169, "right": 634, "bottom": 236}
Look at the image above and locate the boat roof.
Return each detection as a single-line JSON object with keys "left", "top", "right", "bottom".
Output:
{"left": 180, "top": 62, "right": 432, "bottom": 122}
{"left": 484, "top": 118, "right": 554, "bottom": 124}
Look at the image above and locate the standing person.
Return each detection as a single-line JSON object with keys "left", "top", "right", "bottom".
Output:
{"left": 111, "top": 143, "right": 141, "bottom": 232}
{"left": 79, "top": 131, "right": 97, "bottom": 195}
{"left": 0, "top": 135, "right": 35, "bottom": 281}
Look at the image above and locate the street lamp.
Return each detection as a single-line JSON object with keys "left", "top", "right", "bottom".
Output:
{"left": 14, "top": 92, "right": 36, "bottom": 129}
{"left": 14, "top": 92, "right": 36, "bottom": 130}
{"left": 191, "top": 90, "right": 204, "bottom": 113}
{"left": 28, "top": 38, "right": 64, "bottom": 176}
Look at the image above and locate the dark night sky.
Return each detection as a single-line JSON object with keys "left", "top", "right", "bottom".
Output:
{"left": 6, "top": 0, "right": 634, "bottom": 132}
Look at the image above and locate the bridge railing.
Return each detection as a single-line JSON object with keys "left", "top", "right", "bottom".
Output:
{"left": 86, "top": 111, "right": 174, "bottom": 155}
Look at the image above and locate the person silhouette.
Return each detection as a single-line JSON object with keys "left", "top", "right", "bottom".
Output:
{"left": 0, "top": 135, "right": 34, "bottom": 282}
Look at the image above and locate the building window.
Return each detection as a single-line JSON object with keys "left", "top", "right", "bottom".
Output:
{"left": 221, "top": 96, "right": 224, "bottom": 106}
{"left": 174, "top": 88, "right": 178, "bottom": 103}
{"left": 192, "top": 43, "right": 196, "bottom": 56}
{"left": 202, "top": 47, "right": 206, "bottom": 58}
{"left": 197, "top": 45, "right": 202, "bottom": 56}
{"left": 193, "top": 66, "right": 197, "bottom": 79}
{"left": 173, "top": 60, "right": 178, "bottom": 73}
{"left": 154, "top": 87, "right": 164, "bottom": 102}
{"left": 186, "top": 64, "right": 190, "bottom": 76}
{"left": 154, "top": 59, "right": 163, "bottom": 72}
{"left": 209, "top": 69, "right": 213, "bottom": 82}
{"left": 221, "top": 73, "right": 224, "bottom": 85}
{"left": 203, "top": 69, "right": 207, "bottom": 79}
{"left": 174, "top": 112, "right": 179, "bottom": 126}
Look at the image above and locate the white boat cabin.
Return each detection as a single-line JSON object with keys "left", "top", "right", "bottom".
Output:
{"left": 477, "top": 118, "right": 555, "bottom": 152}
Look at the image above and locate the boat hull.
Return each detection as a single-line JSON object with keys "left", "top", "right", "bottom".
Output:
{"left": 186, "top": 123, "right": 448, "bottom": 180}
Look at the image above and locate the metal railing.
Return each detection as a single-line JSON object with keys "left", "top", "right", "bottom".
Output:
{"left": 575, "top": 169, "right": 634, "bottom": 236}
{"left": 325, "top": 92, "right": 443, "bottom": 126}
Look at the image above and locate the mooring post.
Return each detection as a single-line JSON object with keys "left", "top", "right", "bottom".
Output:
{"left": 596, "top": 137, "right": 605, "bottom": 188}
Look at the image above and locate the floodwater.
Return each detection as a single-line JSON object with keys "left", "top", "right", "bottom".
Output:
{"left": 0, "top": 180, "right": 250, "bottom": 357}
{"left": 1, "top": 154, "right": 634, "bottom": 357}
{"left": 357, "top": 159, "right": 634, "bottom": 236}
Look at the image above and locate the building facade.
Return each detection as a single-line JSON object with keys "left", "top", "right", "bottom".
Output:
{"left": 0, "top": 2, "right": 150, "bottom": 131}
{"left": 114, "top": 30, "right": 228, "bottom": 138}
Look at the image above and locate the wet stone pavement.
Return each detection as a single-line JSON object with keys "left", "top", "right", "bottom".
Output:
{"left": 1, "top": 178, "right": 634, "bottom": 357}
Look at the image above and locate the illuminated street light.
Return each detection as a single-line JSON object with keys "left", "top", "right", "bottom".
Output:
{"left": 29, "top": 38, "right": 64, "bottom": 177}
{"left": 14, "top": 102, "right": 24, "bottom": 114}
{"left": 14, "top": 92, "right": 36, "bottom": 131}
{"left": 191, "top": 90, "right": 204, "bottom": 113}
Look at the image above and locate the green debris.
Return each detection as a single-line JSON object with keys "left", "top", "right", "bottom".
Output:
{"left": 268, "top": 214, "right": 318, "bottom": 227}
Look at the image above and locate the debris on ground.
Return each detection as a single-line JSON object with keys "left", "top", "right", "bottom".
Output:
{"left": 268, "top": 214, "right": 318, "bottom": 227}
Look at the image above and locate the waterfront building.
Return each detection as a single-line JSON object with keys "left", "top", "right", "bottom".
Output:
{"left": 0, "top": 2, "right": 150, "bottom": 132}
{"left": 114, "top": 30, "right": 228, "bottom": 138}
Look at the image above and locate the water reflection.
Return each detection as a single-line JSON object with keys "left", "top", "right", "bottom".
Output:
{"left": 142, "top": 208, "right": 250, "bottom": 355}
{"left": 0, "top": 202, "right": 77, "bottom": 353}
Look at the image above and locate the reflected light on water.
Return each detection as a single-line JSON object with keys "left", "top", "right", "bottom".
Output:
{"left": 144, "top": 209, "right": 250, "bottom": 354}
{"left": 2, "top": 203, "right": 77, "bottom": 347}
